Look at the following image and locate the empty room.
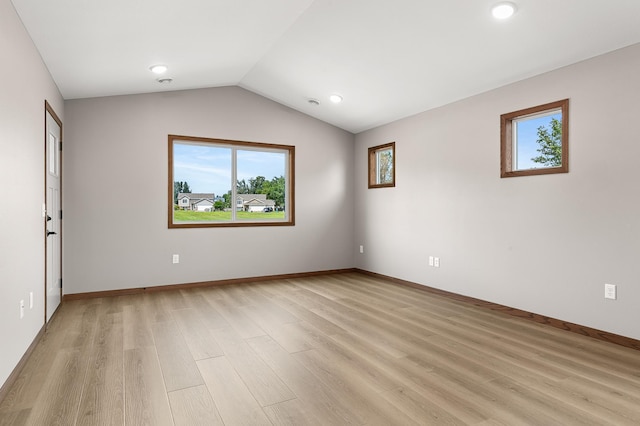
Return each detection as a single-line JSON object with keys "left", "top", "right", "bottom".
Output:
{"left": 1, "top": 0, "right": 639, "bottom": 424}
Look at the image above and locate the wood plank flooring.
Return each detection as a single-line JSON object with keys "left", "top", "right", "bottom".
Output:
{"left": 1, "top": 272, "right": 639, "bottom": 425}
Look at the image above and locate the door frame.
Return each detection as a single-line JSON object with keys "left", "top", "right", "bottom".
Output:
{"left": 44, "top": 100, "right": 63, "bottom": 323}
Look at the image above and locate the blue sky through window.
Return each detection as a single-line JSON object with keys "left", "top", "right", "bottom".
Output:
{"left": 237, "top": 150, "right": 286, "bottom": 187}
{"left": 514, "top": 111, "right": 561, "bottom": 170}
{"left": 174, "top": 142, "right": 285, "bottom": 196}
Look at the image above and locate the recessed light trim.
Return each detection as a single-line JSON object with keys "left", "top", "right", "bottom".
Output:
{"left": 150, "top": 64, "right": 168, "bottom": 74}
{"left": 492, "top": 2, "right": 517, "bottom": 19}
{"left": 308, "top": 99, "right": 320, "bottom": 106}
{"left": 329, "top": 94, "right": 343, "bottom": 104}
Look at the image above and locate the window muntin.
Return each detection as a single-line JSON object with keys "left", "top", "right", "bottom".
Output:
{"left": 368, "top": 142, "right": 396, "bottom": 188}
{"left": 501, "top": 99, "right": 569, "bottom": 178}
{"left": 169, "top": 135, "right": 294, "bottom": 228}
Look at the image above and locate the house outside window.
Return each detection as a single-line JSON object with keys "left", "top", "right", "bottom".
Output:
{"left": 169, "top": 135, "right": 295, "bottom": 228}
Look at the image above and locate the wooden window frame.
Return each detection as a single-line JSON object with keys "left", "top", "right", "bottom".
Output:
{"left": 500, "top": 99, "right": 569, "bottom": 178}
{"left": 368, "top": 142, "right": 396, "bottom": 188}
{"left": 168, "top": 134, "right": 295, "bottom": 228}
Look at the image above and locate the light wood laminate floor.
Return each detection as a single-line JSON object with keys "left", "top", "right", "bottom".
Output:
{"left": 1, "top": 272, "right": 639, "bottom": 425}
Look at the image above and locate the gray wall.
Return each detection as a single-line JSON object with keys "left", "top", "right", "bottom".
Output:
{"left": 0, "top": 0, "right": 64, "bottom": 387}
{"left": 355, "top": 43, "right": 640, "bottom": 340}
{"left": 63, "top": 87, "right": 355, "bottom": 294}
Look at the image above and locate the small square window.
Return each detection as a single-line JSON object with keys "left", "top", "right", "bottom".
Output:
{"left": 500, "top": 99, "right": 569, "bottom": 178}
{"left": 368, "top": 142, "right": 395, "bottom": 188}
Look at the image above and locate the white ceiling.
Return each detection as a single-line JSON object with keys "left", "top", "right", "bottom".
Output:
{"left": 11, "top": 0, "right": 640, "bottom": 133}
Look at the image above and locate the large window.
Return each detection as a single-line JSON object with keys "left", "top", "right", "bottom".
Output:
{"left": 168, "top": 135, "right": 295, "bottom": 228}
{"left": 500, "top": 99, "right": 569, "bottom": 178}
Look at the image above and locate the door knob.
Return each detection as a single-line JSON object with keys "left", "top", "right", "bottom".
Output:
{"left": 47, "top": 231, "right": 57, "bottom": 236}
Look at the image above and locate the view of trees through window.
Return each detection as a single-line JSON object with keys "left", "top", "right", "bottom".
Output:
{"left": 514, "top": 112, "right": 562, "bottom": 170}
{"left": 501, "top": 99, "right": 568, "bottom": 178}
{"left": 376, "top": 148, "right": 393, "bottom": 184}
{"left": 368, "top": 142, "right": 396, "bottom": 188}
{"left": 169, "top": 136, "right": 294, "bottom": 227}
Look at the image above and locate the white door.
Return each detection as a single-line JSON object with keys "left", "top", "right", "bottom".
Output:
{"left": 45, "top": 104, "right": 62, "bottom": 322}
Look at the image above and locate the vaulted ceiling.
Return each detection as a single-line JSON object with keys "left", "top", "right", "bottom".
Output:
{"left": 12, "top": 0, "right": 640, "bottom": 133}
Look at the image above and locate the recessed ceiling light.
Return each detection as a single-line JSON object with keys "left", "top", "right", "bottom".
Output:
{"left": 150, "top": 64, "right": 168, "bottom": 74}
{"left": 157, "top": 78, "right": 173, "bottom": 84}
{"left": 329, "top": 94, "right": 343, "bottom": 104}
{"left": 492, "top": 2, "right": 517, "bottom": 19}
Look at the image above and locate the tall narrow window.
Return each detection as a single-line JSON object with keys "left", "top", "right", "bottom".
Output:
{"left": 368, "top": 142, "right": 395, "bottom": 188}
{"left": 168, "top": 135, "right": 295, "bottom": 228}
{"left": 501, "top": 99, "right": 569, "bottom": 178}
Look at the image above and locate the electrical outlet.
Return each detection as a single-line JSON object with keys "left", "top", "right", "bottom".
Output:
{"left": 172, "top": 254, "right": 180, "bottom": 264}
{"left": 604, "top": 283, "right": 616, "bottom": 300}
{"left": 428, "top": 256, "right": 434, "bottom": 267}
{"left": 20, "top": 300, "right": 25, "bottom": 319}
{"left": 434, "top": 257, "right": 440, "bottom": 268}
{"left": 359, "top": 245, "right": 364, "bottom": 254}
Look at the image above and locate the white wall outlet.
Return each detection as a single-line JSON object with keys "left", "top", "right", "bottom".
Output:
{"left": 172, "top": 254, "right": 180, "bottom": 264}
{"left": 359, "top": 245, "right": 364, "bottom": 254}
{"left": 434, "top": 257, "right": 440, "bottom": 268}
{"left": 20, "top": 300, "right": 25, "bottom": 319}
{"left": 604, "top": 283, "right": 616, "bottom": 300}
{"left": 29, "top": 292, "right": 34, "bottom": 309}
{"left": 428, "top": 256, "right": 434, "bottom": 267}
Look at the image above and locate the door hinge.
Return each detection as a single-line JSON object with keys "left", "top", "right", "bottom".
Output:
{"left": 59, "top": 141, "right": 63, "bottom": 151}
{"left": 58, "top": 278, "right": 63, "bottom": 289}
{"left": 59, "top": 210, "right": 63, "bottom": 220}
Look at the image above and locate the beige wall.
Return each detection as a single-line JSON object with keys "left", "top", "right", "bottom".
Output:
{"left": 63, "top": 87, "right": 355, "bottom": 294}
{"left": 355, "top": 43, "right": 640, "bottom": 340}
{"left": 0, "top": 0, "right": 64, "bottom": 387}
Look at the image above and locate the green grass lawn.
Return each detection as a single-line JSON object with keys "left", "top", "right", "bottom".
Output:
{"left": 174, "top": 210, "right": 285, "bottom": 222}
